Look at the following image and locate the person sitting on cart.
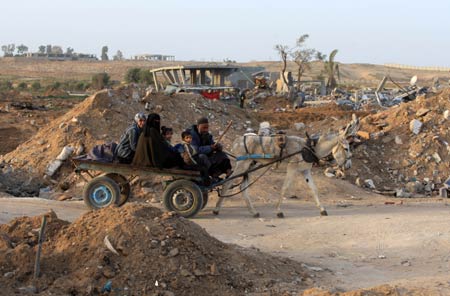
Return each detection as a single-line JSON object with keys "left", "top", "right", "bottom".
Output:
{"left": 132, "top": 113, "right": 183, "bottom": 169}
{"left": 161, "top": 126, "right": 177, "bottom": 152}
{"left": 187, "top": 117, "right": 232, "bottom": 181}
{"left": 174, "top": 130, "right": 211, "bottom": 185}
{"left": 115, "top": 112, "right": 146, "bottom": 164}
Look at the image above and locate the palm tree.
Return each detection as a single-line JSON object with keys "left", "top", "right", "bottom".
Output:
{"left": 325, "top": 49, "right": 340, "bottom": 94}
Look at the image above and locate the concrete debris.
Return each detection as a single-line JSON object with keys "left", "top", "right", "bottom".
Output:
{"left": 444, "top": 110, "right": 449, "bottom": 120}
{"left": 45, "top": 146, "right": 74, "bottom": 177}
{"left": 409, "top": 119, "right": 423, "bottom": 135}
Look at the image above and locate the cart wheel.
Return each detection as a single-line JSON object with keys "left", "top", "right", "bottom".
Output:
{"left": 102, "top": 173, "right": 130, "bottom": 206}
{"left": 201, "top": 191, "right": 208, "bottom": 209}
{"left": 83, "top": 176, "right": 120, "bottom": 210}
{"left": 163, "top": 180, "right": 203, "bottom": 218}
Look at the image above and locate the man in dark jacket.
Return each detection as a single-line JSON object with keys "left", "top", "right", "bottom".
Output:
{"left": 187, "top": 117, "right": 232, "bottom": 180}
{"left": 115, "top": 112, "right": 146, "bottom": 163}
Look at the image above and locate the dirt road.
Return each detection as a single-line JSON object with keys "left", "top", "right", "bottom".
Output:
{"left": 2, "top": 187, "right": 450, "bottom": 293}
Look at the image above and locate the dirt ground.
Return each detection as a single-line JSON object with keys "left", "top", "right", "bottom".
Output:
{"left": 1, "top": 172, "right": 450, "bottom": 295}
{"left": 2, "top": 65, "right": 450, "bottom": 294}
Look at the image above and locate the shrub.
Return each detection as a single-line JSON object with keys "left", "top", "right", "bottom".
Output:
{"left": 91, "top": 73, "right": 110, "bottom": 90}
{"left": 0, "top": 80, "right": 13, "bottom": 91}
{"left": 31, "top": 81, "right": 41, "bottom": 91}
{"left": 17, "top": 82, "right": 27, "bottom": 90}
{"left": 125, "top": 68, "right": 141, "bottom": 83}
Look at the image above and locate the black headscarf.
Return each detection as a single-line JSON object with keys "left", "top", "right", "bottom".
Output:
{"left": 144, "top": 113, "right": 161, "bottom": 137}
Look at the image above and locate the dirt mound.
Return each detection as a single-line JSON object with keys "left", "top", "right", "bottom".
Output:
{"left": 350, "top": 89, "right": 450, "bottom": 194}
{"left": 0, "top": 87, "right": 252, "bottom": 196}
{"left": 0, "top": 204, "right": 312, "bottom": 295}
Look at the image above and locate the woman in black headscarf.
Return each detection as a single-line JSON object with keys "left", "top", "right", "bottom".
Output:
{"left": 132, "top": 113, "right": 182, "bottom": 168}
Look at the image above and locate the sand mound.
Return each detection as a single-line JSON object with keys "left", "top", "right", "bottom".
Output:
{"left": 0, "top": 87, "right": 252, "bottom": 196}
{"left": 0, "top": 204, "right": 312, "bottom": 295}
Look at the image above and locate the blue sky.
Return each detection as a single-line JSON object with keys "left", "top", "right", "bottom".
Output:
{"left": 2, "top": 0, "right": 449, "bottom": 66}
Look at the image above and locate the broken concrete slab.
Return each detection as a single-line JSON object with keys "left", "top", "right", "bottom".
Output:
{"left": 409, "top": 119, "right": 423, "bottom": 135}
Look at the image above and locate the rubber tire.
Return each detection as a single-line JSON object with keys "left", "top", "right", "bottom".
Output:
{"left": 102, "top": 173, "right": 130, "bottom": 206}
{"left": 163, "top": 180, "right": 203, "bottom": 218}
{"left": 201, "top": 191, "right": 208, "bottom": 209}
{"left": 83, "top": 176, "right": 120, "bottom": 210}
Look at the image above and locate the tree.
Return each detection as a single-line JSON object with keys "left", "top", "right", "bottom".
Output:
{"left": 51, "top": 46, "right": 63, "bottom": 54}
{"left": 38, "top": 45, "right": 46, "bottom": 54}
{"left": 1, "top": 44, "right": 16, "bottom": 56}
{"left": 66, "top": 47, "right": 74, "bottom": 55}
{"left": 16, "top": 44, "right": 29, "bottom": 55}
{"left": 274, "top": 44, "right": 290, "bottom": 87}
{"left": 324, "top": 49, "right": 340, "bottom": 94}
{"left": 290, "top": 34, "right": 317, "bottom": 88}
{"left": 46, "top": 44, "right": 52, "bottom": 54}
{"left": 101, "top": 46, "right": 109, "bottom": 61}
{"left": 113, "top": 50, "right": 123, "bottom": 61}
{"left": 91, "top": 73, "right": 110, "bottom": 89}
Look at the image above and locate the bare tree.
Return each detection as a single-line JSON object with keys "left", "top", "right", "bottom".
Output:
{"left": 274, "top": 44, "right": 290, "bottom": 87}
{"left": 324, "top": 49, "right": 340, "bottom": 93}
{"left": 290, "top": 34, "right": 317, "bottom": 90}
{"left": 113, "top": 50, "right": 123, "bottom": 61}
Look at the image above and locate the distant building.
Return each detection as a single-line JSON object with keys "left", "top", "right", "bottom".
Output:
{"left": 133, "top": 54, "right": 175, "bottom": 61}
{"left": 25, "top": 52, "right": 98, "bottom": 61}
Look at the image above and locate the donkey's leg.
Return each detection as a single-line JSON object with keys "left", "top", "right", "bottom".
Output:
{"left": 303, "top": 169, "right": 328, "bottom": 216}
{"left": 241, "top": 174, "right": 260, "bottom": 218}
{"left": 277, "top": 163, "right": 297, "bottom": 218}
{"left": 213, "top": 160, "right": 251, "bottom": 216}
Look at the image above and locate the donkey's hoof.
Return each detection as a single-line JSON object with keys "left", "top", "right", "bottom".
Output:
{"left": 277, "top": 212, "right": 285, "bottom": 218}
{"left": 212, "top": 210, "right": 219, "bottom": 216}
{"left": 320, "top": 210, "right": 328, "bottom": 216}
{"left": 253, "top": 213, "right": 260, "bottom": 218}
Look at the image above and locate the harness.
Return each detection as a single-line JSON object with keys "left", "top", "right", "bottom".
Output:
{"left": 301, "top": 133, "right": 319, "bottom": 164}
{"left": 237, "top": 133, "right": 286, "bottom": 161}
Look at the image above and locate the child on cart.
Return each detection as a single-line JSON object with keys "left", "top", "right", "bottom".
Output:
{"left": 175, "top": 130, "right": 212, "bottom": 185}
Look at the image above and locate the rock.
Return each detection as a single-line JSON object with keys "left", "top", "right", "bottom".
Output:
{"left": 355, "top": 178, "right": 362, "bottom": 187}
{"left": 416, "top": 108, "right": 430, "bottom": 117}
{"left": 444, "top": 110, "right": 449, "bottom": 120}
{"left": 364, "top": 179, "right": 376, "bottom": 189}
{"left": 210, "top": 263, "right": 220, "bottom": 275}
{"left": 3, "top": 271, "right": 14, "bottom": 278}
{"left": 294, "top": 122, "right": 305, "bottom": 131}
{"left": 357, "top": 131, "right": 370, "bottom": 140}
{"left": 409, "top": 119, "right": 423, "bottom": 135}
{"left": 396, "top": 188, "right": 412, "bottom": 198}
{"left": 324, "top": 168, "right": 335, "bottom": 178}
{"left": 405, "top": 181, "right": 424, "bottom": 194}
{"left": 432, "top": 152, "right": 442, "bottom": 163}
{"left": 395, "top": 136, "right": 403, "bottom": 145}
{"left": 180, "top": 269, "right": 192, "bottom": 277}
{"left": 168, "top": 248, "right": 179, "bottom": 257}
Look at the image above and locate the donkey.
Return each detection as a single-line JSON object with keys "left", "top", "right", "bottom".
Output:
{"left": 214, "top": 114, "right": 359, "bottom": 218}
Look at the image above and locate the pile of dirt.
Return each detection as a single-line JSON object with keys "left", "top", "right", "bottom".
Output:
{"left": 0, "top": 204, "right": 313, "bottom": 295}
{"left": 0, "top": 87, "right": 253, "bottom": 197}
{"left": 349, "top": 89, "right": 450, "bottom": 195}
